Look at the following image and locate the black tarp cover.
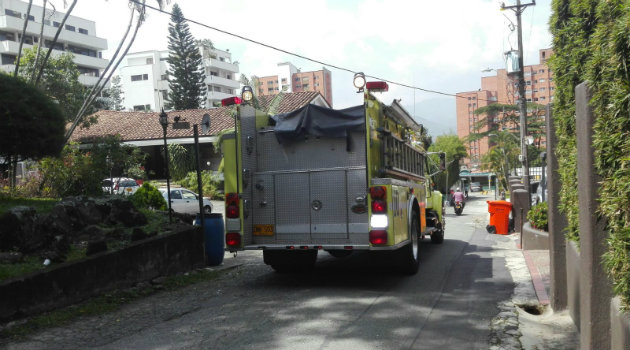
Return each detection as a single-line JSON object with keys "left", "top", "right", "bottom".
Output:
{"left": 270, "top": 104, "right": 365, "bottom": 144}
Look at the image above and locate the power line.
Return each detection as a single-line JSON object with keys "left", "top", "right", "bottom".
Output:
{"left": 130, "top": 0, "right": 499, "bottom": 103}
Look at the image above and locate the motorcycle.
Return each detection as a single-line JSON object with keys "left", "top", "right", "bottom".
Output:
{"left": 454, "top": 201, "right": 464, "bottom": 215}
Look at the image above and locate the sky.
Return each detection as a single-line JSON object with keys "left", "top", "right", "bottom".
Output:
{"left": 68, "top": 0, "right": 553, "bottom": 136}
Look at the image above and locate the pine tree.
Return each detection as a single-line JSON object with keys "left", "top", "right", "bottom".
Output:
{"left": 105, "top": 75, "right": 125, "bottom": 111}
{"left": 165, "top": 4, "right": 206, "bottom": 110}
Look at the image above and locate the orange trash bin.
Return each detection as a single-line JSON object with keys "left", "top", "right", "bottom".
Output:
{"left": 486, "top": 200, "right": 512, "bottom": 235}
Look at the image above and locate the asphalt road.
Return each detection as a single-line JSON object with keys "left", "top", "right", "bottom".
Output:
{"left": 4, "top": 192, "right": 517, "bottom": 350}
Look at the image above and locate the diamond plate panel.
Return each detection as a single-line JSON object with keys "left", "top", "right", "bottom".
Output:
{"left": 310, "top": 170, "right": 348, "bottom": 240}
{"left": 239, "top": 106, "right": 257, "bottom": 246}
{"left": 251, "top": 174, "right": 276, "bottom": 245}
{"left": 346, "top": 169, "right": 369, "bottom": 243}
{"left": 274, "top": 173, "right": 311, "bottom": 240}
{"left": 256, "top": 130, "right": 366, "bottom": 172}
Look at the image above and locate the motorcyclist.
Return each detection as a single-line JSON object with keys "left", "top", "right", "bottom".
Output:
{"left": 453, "top": 188, "right": 465, "bottom": 207}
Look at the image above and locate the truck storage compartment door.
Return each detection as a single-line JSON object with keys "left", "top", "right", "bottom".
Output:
{"left": 274, "top": 172, "right": 311, "bottom": 240}
{"left": 310, "top": 170, "right": 349, "bottom": 240}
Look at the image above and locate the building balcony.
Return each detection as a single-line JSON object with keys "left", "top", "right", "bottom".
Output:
{"left": 0, "top": 39, "right": 108, "bottom": 70}
{"left": 205, "top": 58, "right": 238, "bottom": 73}
{"left": 78, "top": 74, "right": 100, "bottom": 86}
{"left": 0, "top": 15, "right": 107, "bottom": 51}
{"left": 205, "top": 75, "right": 240, "bottom": 89}
{"left": 207, "top": 90, "right": 235, "bottom": 103}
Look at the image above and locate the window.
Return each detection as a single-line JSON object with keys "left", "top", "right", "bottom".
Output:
{"left": 53, "top": 21, "right": 60, "bottom": 28}
{"left": 65, "top": 24, "right": 76, "bottom": 32}
{"left": 268, "top": 87, "right": 274, "bottom": 92}
{"left": 226, "top": 74, "right": 231, "bottom": 80}
{"left": 4, "top": 9, "right": 21, "bottom": 18}
{"left": 160, "top": 57, "right": 167, "bottom": 61}
{"left": 213, "top": 86, "right": 221, "bottom": 92}
{"left": 133, "top": 105, "right": 147, "bottom": 111}
{"left": 526, "top": 81, "right": 531, "bottom": 86}
{"left": 131, "top": 74, "right": 149, "bottom": 81}
{"left": 540, "top": 96, "right": 546, "bottom": 100}
{"left": 219, "top": 57, "right": 225, "bottom": 62}
{"left": 210, "top": 71, "right": 218, "bottom": 76}
{"left": 44, "top": 20, "right": 51, "bottom": 26}
{"left": 160, "top": 74, "right": 168, "bottom": 81}
{"left": 25, "top": 14, "right": 34, "bottom": 21}
{"left": 169, "top": 190, "right": 182, "bottom": 199}
{"left": 539, "top": 69, "right": 545, "bottom": 73}
{"left": 182, "top": 190, "right": 197, "bottom": 200}
{"left": 281, "top": 78, "right": 287, "bottom": 84}
{"left": 302, "top": 77, "right": 309, "bottom": 83}
{"left": 540, "top": 87, "right": 546, "bottom": 92}
{"left": 146, "top": 57, "right": 153, "bottom": 64}
{"left": 78, "top": 28, "right": 88, "bottom": 35}
{"left": 267, "top": 81, "right": 273, "bottom": 85}
{"left": 1, "top": 54, "right": 16, "bottom": 65}
{"left": 539, "top": 78, "right": 546, "bottom": 83}
{"left": 302, "top": 84, "right": 309, "bottom": 90}
{"left": 0, "top": 31, "right": 16, "bottom": 42}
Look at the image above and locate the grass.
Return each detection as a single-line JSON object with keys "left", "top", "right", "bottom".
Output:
{"left": 1, "top": 268, "right": 223, "bottom": 340}
{"left": 0, "top": 255, "right": 44, "bottom": 281}
{"left": 0, "top": 196, "right": 60, "bottom": 216}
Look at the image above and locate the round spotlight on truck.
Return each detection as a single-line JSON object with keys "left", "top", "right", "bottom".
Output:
{"left": 241, "top": 85, "right": 253, "bottom": 102}
{"left": 353, "top": 72, "right": 366, "bottom": 92}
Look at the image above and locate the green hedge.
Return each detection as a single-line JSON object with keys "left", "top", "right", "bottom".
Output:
{"left": 550, "top": 0, "right": 630, "bottom": 308}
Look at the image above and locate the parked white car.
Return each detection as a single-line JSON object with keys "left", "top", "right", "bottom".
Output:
{"left": 159, "top": 187, "right": 213, "bottom": 214}
{"left": 102, "top": 177, "right": 140, "bottom": 195}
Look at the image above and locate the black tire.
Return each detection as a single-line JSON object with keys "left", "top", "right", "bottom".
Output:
{"left": 455, "top": 207, "right": 463, "bottom": 215}
{"left": 486, "top": 225, "right": 497, "bottom": 234}
{"left": 263, "top": 250, "right": 318, "bottom": 273}
{"left": 398, "top": 214, "right": 420, "bottom": 275}
{"left": 203, "top": 205, "right": 212, "bottom": 214}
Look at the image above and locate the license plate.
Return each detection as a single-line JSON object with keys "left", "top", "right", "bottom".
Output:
{"left": 253, "top": 224, "right": 274, "bottom": 236}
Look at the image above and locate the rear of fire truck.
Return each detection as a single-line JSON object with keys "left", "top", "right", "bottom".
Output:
{"left": 221, "top": 78, "right": 445, "bottom": 274}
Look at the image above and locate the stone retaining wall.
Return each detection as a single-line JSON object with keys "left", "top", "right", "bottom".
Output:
{"left": 0, "top": 225, "right": 204, "bottom": 322}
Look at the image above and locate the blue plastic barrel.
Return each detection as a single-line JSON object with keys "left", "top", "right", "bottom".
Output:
{"left": 194, "top": 213, "right": 225, "bottom": 266}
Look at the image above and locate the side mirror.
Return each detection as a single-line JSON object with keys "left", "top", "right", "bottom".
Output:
{"left": 439, "top": 152, "right": 446, "bottom": 170}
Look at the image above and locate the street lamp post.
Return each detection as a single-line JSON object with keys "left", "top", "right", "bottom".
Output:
{"left": 159, "top": 108, "right": 173, "bottom": 223}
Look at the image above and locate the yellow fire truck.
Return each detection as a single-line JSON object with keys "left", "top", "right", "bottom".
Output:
{"left": 221, "top": 77, "right": 446, "bottom": 274}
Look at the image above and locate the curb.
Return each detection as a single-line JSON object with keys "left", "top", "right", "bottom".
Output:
{"left": 522, "top": 250, "right": 550, "bottom": 305}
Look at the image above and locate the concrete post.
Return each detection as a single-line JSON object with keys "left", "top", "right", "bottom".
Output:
{"left": 512, "top": 189, "right": 529, "bottom": 234}
{"left": 576, "top": 83, "right": 611, "bottom": 349}
{"left": 545, "top": 104, "right": 568, "bottom": 311}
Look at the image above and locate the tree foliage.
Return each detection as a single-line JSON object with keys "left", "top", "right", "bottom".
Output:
{"left": 17, "top": 47, "right": 95, "bottom": 125}
{"left": 550, "top": 0, "right": 630, "bottom": 308}
{"left": 102, "top": 75, "right": 125, "bottom": 111}
{"left": 427, "top": 135, "right": 467, "bottom": 192}
{"left": 0, "top": 73, "right": 65, "bottom": 178}
{"left": 480, "top": 131, "right": 520, "bottom": 191}
{"left": 166, "top": 4, "right": 206, "bottom": 110}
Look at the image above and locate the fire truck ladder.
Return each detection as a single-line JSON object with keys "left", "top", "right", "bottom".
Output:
{"left": 382, "top": 133, "right": 425, "bottom": 181}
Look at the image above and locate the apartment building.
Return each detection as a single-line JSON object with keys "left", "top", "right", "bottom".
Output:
{"left": 117, "top": 47, "right": 239, "bottom": 112}
{"left": 256, "top": 62, "right": 333, "bottom": 107}
{"left": 456, "top": 48, "right": 554, "bottom": 170}
{"left": 0, "top": 0, "right": 108, "bottom": 85}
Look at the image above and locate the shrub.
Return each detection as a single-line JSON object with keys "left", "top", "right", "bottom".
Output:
{"left": 131, "top": 183, "right": 166, "bottom": 211}
{"left": 178, "top": 170, "right": 224, "bottom": 200}
{"left": 527, "top": 202, "right": 548, "bottom": 231}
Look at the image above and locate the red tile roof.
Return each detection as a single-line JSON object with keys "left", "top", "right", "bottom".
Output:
{"left": 69, "top": 91, "right": 325, "bottom": 143}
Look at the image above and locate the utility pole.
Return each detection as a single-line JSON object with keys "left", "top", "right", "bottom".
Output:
{"left": 502, "top": 0, "right": 535, "bottom": 200}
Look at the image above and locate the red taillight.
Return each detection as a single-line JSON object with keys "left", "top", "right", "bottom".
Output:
{"left": 370, "top": 186, "right": 387, "bottom": 213}
{"left": 114, "top": 184, "right": 119, "bottom": 190}
{"left": 225, "top": 193, "right": 239, "bottom": 218}
{"left": 221, "top": 96, "right": 242, "bottom": 106}
{"left": 371, "top": 200, "right": 386, "bottom": 213}
{"left": 369, "top": 230, "right": 388, "bottom": 245}
{"left": 366, "top": 81, "right": 389, "bottom": 92}
{"left": 226, "top": 232, "right": 241, "bottom": 247}
{"left": 370, "top": 186, "right": 386, "bottom": 199}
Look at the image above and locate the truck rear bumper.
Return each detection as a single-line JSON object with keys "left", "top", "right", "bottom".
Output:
{"left": 238, "top": 241, "right": 409, "bottom": 251}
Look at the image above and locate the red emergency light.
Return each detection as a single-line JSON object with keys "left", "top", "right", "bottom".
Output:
{"left": 221, "top": 96, "right": 242, "bottom": 106}
{"left": 366, "top": 81, "right": 389, "bottom": 92}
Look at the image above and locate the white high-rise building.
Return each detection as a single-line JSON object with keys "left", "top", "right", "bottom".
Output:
{"left": 0, "top": 0, "right": 108, "bottom": 85}
{"left": 117, "top": 47, "right": 240, "bottom": 112}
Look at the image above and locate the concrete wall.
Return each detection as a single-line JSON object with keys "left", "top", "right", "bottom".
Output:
{"left": 521, "top": 222, "right": 549, "bottom": 250}
{"left": 0, "top": 225, "right": 204, "bottom": 322}
{"left": 566, "top": 240, "right": 581, "bottom": 331}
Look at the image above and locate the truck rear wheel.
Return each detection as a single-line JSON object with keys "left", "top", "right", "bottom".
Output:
{"left": 263, "top": 250, "right": 318, "bottom": 273}
{"left": 398, "top": 214, "right": 420, "bottom": 275}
